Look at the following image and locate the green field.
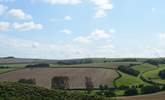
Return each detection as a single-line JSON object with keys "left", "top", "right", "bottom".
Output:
{"left": 142, "top": 64, "right": 165, "bottom": 84}
{"left": 132, "top": 63, "right": 157, "bottom": 74}
{"left": 0, "top": 68, "right": 16, "bottom": 74}
{"left": 114, "top": 71, "right": 148, "bottom": 87}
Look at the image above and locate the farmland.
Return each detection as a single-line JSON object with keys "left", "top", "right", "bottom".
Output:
{"left": 0, "top": 68, "right": 118, "bottom": 89}
{"left": 1, "top": 57, "right": 165, "bottom": 99}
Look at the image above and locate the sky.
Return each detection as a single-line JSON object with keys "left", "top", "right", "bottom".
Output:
{"left": 0, "top": 0, "right": 165, "bottom": 59}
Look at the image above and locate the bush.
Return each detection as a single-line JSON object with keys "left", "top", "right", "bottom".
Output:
{"left": 118, "top": 65, "right": 140, "bottom": 76}
{"left": 159, "top": 70, "right": 165, "bottom": 79}
{"left": 18, "top": 79, "right": 36, "bottom": 85}
{"left": 51, "top": 76, "right": 70, "bottom": 89}
{"left": 141, "top": 85, "right": 160, "bottom": 94}
{"left": 144, "top": 59, "right": 165, "bottom": 66}
{"left": 124, "top": 88, "right": 138, "bottom": 96}
{"left": 118, "top": 85, "right": 130, "bottom": 90}
{"left": 26, "top": 63, "right": 50, "bottom": 68}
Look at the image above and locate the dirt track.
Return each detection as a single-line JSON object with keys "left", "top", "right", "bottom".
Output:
{"left": 117, "top": 91, "right": 165, "bottom": 100}
{"left": 0, "top": 68, "right": 117, "bottom": 89}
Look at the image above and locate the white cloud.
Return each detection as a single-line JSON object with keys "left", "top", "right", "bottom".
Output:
{"left": 0, "top": 22, "right": 10, "bottom": 31}
{"left": 109, "top": 29, "right": 116, "bottom": 33}
{"left": 12, "top": 22, "right": 43, "bottom": 31}
{"left": 0, "top": 0, "right": 16, "bottom": 2}
{"left": 152, "top": 8, "right": 156, "bottom": 12}
{"left": 74, "top": 36, "right": 91, "bottom": 44}
{"left": 91, "top": 0, "right": 113, "bottom": 18}
{"left": 158, "top": 33, "right": 165, "bottom": 40}
{"left": 0, "top": 34, "right": 90, "bottom": 59}
{"left": 45, "top": 0, "right": 82, "bottom": 5}
{"left": 64, "top": 15, "right": 72, "bottom": 20}
{"left": 60, "top": 29, "right": 72, "bottom": 34}
{"left": 74, "top": 29, "right": 112, "bottom": 44}
{"left": 8, "top": 9, "right": 32, "bottom": 20}
{"left": 90, "top": 29, "right": 111, "bottom": 39}
{"left": 0, "top": 4, "right": 8, "bottom": 15}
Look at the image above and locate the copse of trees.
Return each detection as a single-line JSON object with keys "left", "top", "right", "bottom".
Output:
{"left": 51, "top": 76, "right": 70, "bottom": 89}
{"left": 159, "top": 70, "right": 165, "bottom": 79}
{"left": 124, "top": 88, "right": 138, "bottom": 96}
{"left": 0, "top": 65, "right": 9, "bottom": 68}
{"left": 141, "top": 85, "right": 160, "bottom": 94}
{"left": 98, "top": 85, "right": 116, "bottom": 97}
{"left": 118, "top": 65, "right": 140, "bottom": 76}
{"left": 113, "top": 58, "right": 137, "bottom": 62}
{"left": 26, "top": 63, "right": 50, "bottom": 68}
{"left": 144, "top": 59, "right": 165, "bottom": 66}
{"left": 57, "top": 59, "right": 92, "bottom": 65}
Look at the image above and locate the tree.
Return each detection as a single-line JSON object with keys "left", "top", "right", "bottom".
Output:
{"left": 26, "top": 63, "right": 50, "bottom": 68}
{"left": 51, "top": 76, "right": 70, "bottom": 89}
{"left": 124, "top": 88, "right": 138, "bottom": 96}
{"left": 159, "top": 70, "right": 165, "bottom": 79}
{"left": 141, "top": 85, "right": 160, "bottom": 94}
{"left": 85, "top": 76, "right": 94, "bottom": 93}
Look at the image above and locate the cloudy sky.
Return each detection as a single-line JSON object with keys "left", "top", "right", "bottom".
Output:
{"left": 0, "top": 0, "right": 165, "bottom": 59}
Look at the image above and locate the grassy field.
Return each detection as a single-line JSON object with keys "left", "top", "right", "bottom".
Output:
{"left": 142, "top": 64, "right": 165, "bottom": 84}
{"left": 132, "top": 64, "right": 157, "bottom": 74}
{"left": 0, "top": 64, "right": 27, "bottom": 68}
{"left": 0, "top": 68, "right": 16, "bottom": 74}
{"left": 114, "top": 71, "right": 148, "bottom": 87}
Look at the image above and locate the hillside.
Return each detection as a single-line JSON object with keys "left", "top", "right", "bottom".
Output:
{"left": 0, "top": 82, "right": 112, "bottom": 100}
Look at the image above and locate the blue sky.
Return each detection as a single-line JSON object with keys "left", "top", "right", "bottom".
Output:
{"left": 0, "top": 0, "right": 165, "bottom": 59}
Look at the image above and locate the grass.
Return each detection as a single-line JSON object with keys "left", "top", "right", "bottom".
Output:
{"left": 0, "top": 64, "right": 27, "bottom": 68}
{"left": 132, "top": 63, "right": 157, "bottom": 73}
{"left": 0, "top": 68, "right": 16, "bottom": 74}
{"left": 142, "top": 64, "right": 165, "bottom": 84}
{"left": 114, "top": 90, "right": 125, "bottom": 96}
{"left": 115, "top": 71, "right": 149, "bottom": 87}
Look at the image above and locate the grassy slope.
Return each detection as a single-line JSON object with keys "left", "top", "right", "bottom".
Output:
{"left": 115, "top": 71, "right": 148, "bottom": 87}
{"left": 132, "top": 64, "right": 157, "bottom": 73}
{"left": 143, "top": 64, "right": 165, "bottom": 84}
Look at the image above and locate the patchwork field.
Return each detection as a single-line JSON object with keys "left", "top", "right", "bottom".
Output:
{"left": 0, "top": 68, "right": 118, "bottom": 89}
{"left": 142, "top": 64, "right": 165, "bottom": 84}
{"left": 114, "top": 71, "right": 148, "bottom": 87}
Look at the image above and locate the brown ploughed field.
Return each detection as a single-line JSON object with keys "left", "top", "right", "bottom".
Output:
{"left": 0, "top": 68, "right": 117, "bottom": 89}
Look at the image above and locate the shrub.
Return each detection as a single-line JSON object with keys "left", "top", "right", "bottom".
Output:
{"left": 85, "top": 77, "right": 94, "bottom": 93}
{"left": 159, "top": 70, "right": 165, "bottom": 79}
{"left": 124, "top": 88, "right": 138, "bottom": 96}
{"left": 18, "top": 79, "right": 36, "bottom": 85}
{"left": 51, "top": 76, "right": 70, "bottom": 89}
{"left": 141, "top": 85, "right": 160, "bottom": 94}
{"left": 26, "top": 63, "right": 50, "bottom": 68}
{"left": 118, "top": 65, "right": 140, "bottom": 76}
